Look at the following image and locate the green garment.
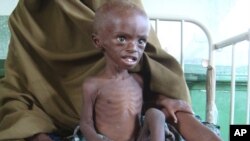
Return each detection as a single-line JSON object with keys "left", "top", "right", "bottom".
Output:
{"left": 0, "top": 0, "right": 191, "bottom": 140}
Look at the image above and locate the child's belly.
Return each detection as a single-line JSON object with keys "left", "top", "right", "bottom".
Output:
{"left": 95, "top": 112, "right": 140, "bottom": 141}
{"left": 94, "top": 93, "right": 142, "bottom": 141}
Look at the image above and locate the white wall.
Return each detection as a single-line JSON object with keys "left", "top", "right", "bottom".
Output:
{"left": 142, "top": 0, "right": 249, "bottom": 42}
{"left": 0, "top": 0, "right": 18, "bottom": 15}
{"left": 142, "top": 0, "right": 250, "bottom": 66}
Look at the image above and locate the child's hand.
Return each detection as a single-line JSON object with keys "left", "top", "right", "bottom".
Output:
{"left": 26, "top": 133, "right": 53, "bottom": 141}
{"left": 100, "top": 135, "right": 113, "bottom": 141}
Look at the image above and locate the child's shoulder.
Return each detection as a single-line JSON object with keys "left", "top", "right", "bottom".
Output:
{"left": 83, "top": 74, "right": 107, "bottom": 87}
{"left": 82, "top": 76, "right": 101, "bottom": 95}
{"left": 131, "top": 73, "right": 143, "bottom": 87}
{"left": 83, "top": 76, "right": 100, "bottom": 86}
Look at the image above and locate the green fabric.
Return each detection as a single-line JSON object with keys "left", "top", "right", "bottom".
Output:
{"left": 0, "top": 59, "right": 4, "bottom": 78}
{"left": 0, "top": 0, "right": 191, "bottom": 140}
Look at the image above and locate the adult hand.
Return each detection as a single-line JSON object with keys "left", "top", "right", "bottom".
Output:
{"left": 156, "top": 95, "right": 194, "bottom": 123}
{"left": 26, "top": 133, "right": 53, "bottom": 141}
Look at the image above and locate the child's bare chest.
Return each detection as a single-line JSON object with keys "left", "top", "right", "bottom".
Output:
{"left": 96, "top": 77, "right": 143, "bottom": 113}
{"left": 99, "top": 77, "right": 142, "bottom": 97}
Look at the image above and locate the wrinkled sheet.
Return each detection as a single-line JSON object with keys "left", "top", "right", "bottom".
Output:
{"left": 0, "top": 0, "right": 190, "bottom": 140}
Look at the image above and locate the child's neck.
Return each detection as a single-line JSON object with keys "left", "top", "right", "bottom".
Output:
{"left": 104, "top": 66, "right": 130, "bottom": 80}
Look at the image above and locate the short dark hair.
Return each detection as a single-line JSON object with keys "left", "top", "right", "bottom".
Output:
{"left": 92, "top": 0, "right": 149, "bottom": 33}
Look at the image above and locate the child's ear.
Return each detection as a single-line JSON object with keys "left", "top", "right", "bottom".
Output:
{"left": 92, "top": 33, "right": 102, "bottom": 49}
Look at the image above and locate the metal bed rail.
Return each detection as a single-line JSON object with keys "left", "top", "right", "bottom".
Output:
{"left": 214, "top": 29, "right": 250, "bottom": 124}
{"left": 150, "top": 16, "right": 217, "bottom": 124}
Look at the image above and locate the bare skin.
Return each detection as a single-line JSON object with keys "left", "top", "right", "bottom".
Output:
{"left": 81, "top": 72, "right": 166, "bottom": 141}
{"left": 26, "top": 133, "right": 53, "bottom": 141}
{"left": 82, "top": 73, "right": 142, "bottom": 141}
{"left": 80, "top": 1, "right": 166, "bottom": 141}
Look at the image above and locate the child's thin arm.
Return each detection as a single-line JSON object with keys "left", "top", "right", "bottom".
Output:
{"left": 80, "top": 80, "right": 103, "bottom": 141}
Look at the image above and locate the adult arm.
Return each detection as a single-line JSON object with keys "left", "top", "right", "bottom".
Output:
{"left": 157, "top": 95, "right": 222, "bottom": 141}
{"left": 156, "top": 95, "right": 193, "bottom": 123}
{"left": 175, "top": 112, "right": 222, "bottom": 141}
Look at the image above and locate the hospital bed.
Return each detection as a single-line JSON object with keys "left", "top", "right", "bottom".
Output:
{"left": 150, "top": 16, "right": 250, "bottom": 140}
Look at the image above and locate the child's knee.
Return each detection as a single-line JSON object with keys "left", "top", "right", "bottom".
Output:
{"left": 145, "top": 108, "right": 165, "bottom": 121}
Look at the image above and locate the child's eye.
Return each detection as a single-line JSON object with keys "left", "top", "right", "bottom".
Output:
{"left": 138, "top": 39, "right": 147, "bottom": 46}
{"left": 117, "top": 36, "right": 126, "bottom": 43}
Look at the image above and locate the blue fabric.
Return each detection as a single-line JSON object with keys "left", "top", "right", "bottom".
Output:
{"left": 48, "top": 133, "right": 63, "bottom": 141}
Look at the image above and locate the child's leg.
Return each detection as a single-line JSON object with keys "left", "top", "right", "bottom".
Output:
{"left": 137, "top": 108, "right": 165, "bottom": 141}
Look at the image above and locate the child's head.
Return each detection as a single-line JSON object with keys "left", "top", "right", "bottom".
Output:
{"left": 92, "top": 0, "right": 150, "bottom": 69}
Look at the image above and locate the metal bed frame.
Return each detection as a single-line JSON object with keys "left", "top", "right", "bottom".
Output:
{"left": 150, "top": 16, "right": 250, "bottom": 126}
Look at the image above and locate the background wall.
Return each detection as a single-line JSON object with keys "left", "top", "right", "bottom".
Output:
{"left": 1, "top": 0, "right": 249, "bottom": 66}
{"left": 142, "top": 0, "right": 250, "bottom": 67}
{"left": 142, "top": 0, "right": 249, "bottom": 42}
{"left": 0, "top": 0, "right": 18, "bottom": 59}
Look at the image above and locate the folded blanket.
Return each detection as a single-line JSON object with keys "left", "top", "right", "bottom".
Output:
{"left": 0, "top": 0, "right": 190, "bottom": 140}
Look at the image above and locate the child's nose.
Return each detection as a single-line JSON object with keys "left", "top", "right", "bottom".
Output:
{"left": 126, "top": 41, "right": 137, "bottom": 52}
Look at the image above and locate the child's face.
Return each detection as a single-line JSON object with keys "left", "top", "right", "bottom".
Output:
{"left": 93, "top": 13, "right": 150, "bottom": 70}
